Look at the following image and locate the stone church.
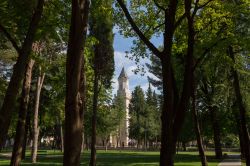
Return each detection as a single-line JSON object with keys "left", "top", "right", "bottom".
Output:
{"left": 110, "top": 67, "right": 131, "bottom": 147}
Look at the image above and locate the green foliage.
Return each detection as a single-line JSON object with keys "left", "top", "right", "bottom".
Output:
{"left": 145, "top": 85, "right": 161, "bottom": 141}
{"left": 0, "top": 77, "right": 7, "bottom": 107}
{"left": 0, "top": 0, "right": 36, "bottom": 44}
{"left": 89, "top": 0, "right": 114, "bottom": 88}
{"left": 178, "top": 110, "right": 195, "bottom": 144}
{"left": 129, "top": 85, "right": 160, "bottom": 144}
{"left": 129, "top": 86, "right": 146, "bottom": 142}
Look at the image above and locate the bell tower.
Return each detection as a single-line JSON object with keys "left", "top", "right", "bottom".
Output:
{"left": 116, "top": 67, "right": 130, "bottom": 147}
{"left": 118, "top": 67, "right": 129, "bottom": 94}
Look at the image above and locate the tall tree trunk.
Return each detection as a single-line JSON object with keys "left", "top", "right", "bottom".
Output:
{"left": 159, "top": 1, "right": 178, "bottom": 165}
{"left": 233, "top": 107, "right": 245, "bottom": 158}
{"left": 160, "top": 0, "right": 195, "bottom": 165}
{"left": 228, "top": 46, "right": 250, "bottom": 165}
{"left": 60, "top": 122, "right": 64, "bottom": 152}
{"left": 192, "top": 87, "right": 208, "bottom": 166}
{"left": 210, "top": 106, "right": 223, "bottom": 159}
{"left": 105, "top": 137, "right": 109, "bottom": 152}
{"left": 63, "top": 0, "right": 89, "bottom": 165}
{"left": 10, "top": 59, "right": 35, "bottom": 166}
{"left": 81, "top": 132, "right": 85, "bottom": 152}
{"left": 90, "top": 74, "right": 99, "bottom": 166}
{"left": 182, "top": 142, "right": 186, "bottom": 151}
{"left": 238, "top": 130, "right": 246, "bottom": 159}
{"left": 0, "top": 0, "right": 45, "bottom": 148}
{"left": 31, "top": 66, "right": 45, "bottom": 163}
{"left": 22, "top": 108, "right": 31, "bottom": 160}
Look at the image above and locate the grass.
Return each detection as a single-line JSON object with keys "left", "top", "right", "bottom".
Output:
{"left": 0, "top": 150, "right": 224, "bottom": 166}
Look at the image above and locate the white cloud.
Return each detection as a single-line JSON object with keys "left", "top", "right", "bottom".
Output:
{"left": 111, "top": 78, "right": 118, "bottom": 95}
{"left": 141, "top": 83, "right": 150, "bottom": 92}
{"left": 113, "top": 26, "right": 120, "bottom": 34}
{"left": 114, "top": 51, "right": 133, "bottom": 69}
{"left": 127, "top": 65, "right": 137, "bottom": 77}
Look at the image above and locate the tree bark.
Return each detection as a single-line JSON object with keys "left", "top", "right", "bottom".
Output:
{"left": 81, "top": 132, "right": 85, "bottom": 152}
{"left": 192, "top": 87, "right": 208, "bottom": 166}
{"left": 233, "top": 107, "right": 245, "bottom": 158}
{"left": 228, "top": 46, "right": 250, "bottom": 165}
{"left": 182, "top": 142, "right": 186, "bottom": 151}
{"left": 10, "top": 59, "right": 35, "bottom": 166}
{"left": 60, "top": 122, "right": 64, "bottom": 152}
{"left": 209, "top": 106, "right": 223, "bottom": 159}
{"left": 0, "top": 0, "right": 45, "bottom": 148}
{"left": 160, "top": 1, "right": 179, "bottom": 165}
{"left": 22, "top": 108, "right": 31, "bottom": 160}
{"left": 105, "top": 137, "right": 109, "bottom": 152}
{"left": 90, "top": 74, "right": 99, "bottom": 166}
{"left": 31, "top": 66, "right": 45, "bottom": 163}
{"left": 63, "top": 0, "right": 89, "bottom": 165}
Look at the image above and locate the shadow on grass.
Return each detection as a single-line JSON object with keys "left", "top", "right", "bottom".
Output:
{"left": 0, "top": 151, "right": 221, "bottom": 166}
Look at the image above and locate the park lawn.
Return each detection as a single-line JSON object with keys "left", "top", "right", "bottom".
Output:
{"left": 0, "top": 150, "right": 222, "bottom": 166}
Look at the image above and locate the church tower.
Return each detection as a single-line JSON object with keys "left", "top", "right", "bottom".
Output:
{"left": 116, "top": 67, "right": 130, "bottom": 147}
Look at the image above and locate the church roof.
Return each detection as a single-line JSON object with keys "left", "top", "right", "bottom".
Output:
{"left": 118, "top": 67, "right": 128, "bottom": 79}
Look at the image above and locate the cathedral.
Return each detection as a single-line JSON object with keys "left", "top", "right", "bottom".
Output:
{"left": 110, "top": 67, "right": 131, "bottom": 147}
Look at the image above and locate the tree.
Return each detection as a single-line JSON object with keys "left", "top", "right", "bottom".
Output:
{"left": 224, "top": 1, "right": 250, "bottom": 164}
{"left": 114, "top": 0, "right": 222, "bottom": 164}
{"left": 129, "top": 86, "right": 146, "bottom": 148}
{"left": 146, "top": 55, "right": 162, "bottom": 92}
{"left": 0, "top": 0, "right": 45, "bottom": 148}
{"left": 191, "top": 83, "right": 207, "bottom": 166}
{"left": 31, "top": 64, "right": 45, "bottom": 163}
{"left": 10, "top": 59, "right": 35, "bottom": 166}
{"left": 145, "top": 85, "right": 160, "bottom": 149}
{"left": 116, "top": 0, "right": 244, "bottom": 163}
{"left": 199, "top": 67, "right": 225, "bottom": 159}
{"left": 228, "top": 46, "right": 250, "bottom": 165}
{"left": 63, "top": 0, "right": 90, "bottom": 165}
{"left": 112, "top": 94, "right": 126, "bottom": 148}
{"left": 88, "top": 0, "right": 114, "bottom": 165}
{"left": 96, "top": 92, "right": 123, "bottom": 151}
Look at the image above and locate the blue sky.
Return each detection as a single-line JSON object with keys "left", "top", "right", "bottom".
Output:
{"left": 112, "top": 27, "right": 162, "bottom": 95}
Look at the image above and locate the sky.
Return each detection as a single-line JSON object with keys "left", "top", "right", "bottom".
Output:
{"left": 112, "top": 27, "right": 162, "bottom": 95}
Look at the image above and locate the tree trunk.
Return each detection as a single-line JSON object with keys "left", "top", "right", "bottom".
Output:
{"left": 238, "top": 130, "right": 245, "bottom": 159}
{"left": 160, "top": 1, "right": 195, "bottom": 165}
{"left": 90, "top": 74, "right": 99, "bottom": 166}
{"left": 229, "top": 46, "right": 250, "bottom": 165}
{"left": 63, "top": 0, "right": 89, "bottom": 165}
{"left": 81, "top": 132, "right": 84, "bottom": 152}
{"left": 105, "top": 143, "right": 108, "bottom": 152}
{"left": 0, "top": 0, "right": 45, "bottom": 148}
{"left": 233, "top": 108, "right": 245, "bottom": 158}
{"left": 159, "top": 1, "right": 178, "bottom": 164}
{"left": 60, "top": 122, "right": 64, "bottom": 152}
{"left": 210, "top": 106, "right": 223, "bottom": 159}
{"left": 182, "top": 142, "right": 186, "bottom": 151}
{"left": 160, "top": 58, "right": 176, "bottom": 166}
{"left": 10, "top": 59, "right": 35, "bottom": 166}
{"left": 105, "top": 137, "right": 109, "bottom": 152}
{"left": 192, "top": 87, "right": 208, "bottom": 166}
{"left": 31, "top": 66, "right": 45, "bottom": 163}
{"left": 22, "top": 108, "right": 31, "bottom": 160}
